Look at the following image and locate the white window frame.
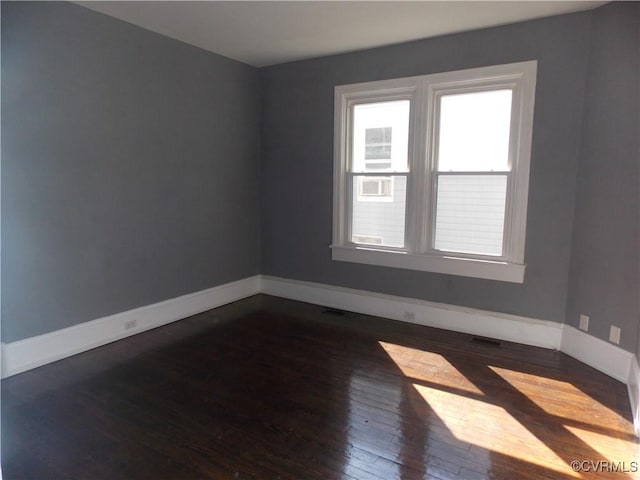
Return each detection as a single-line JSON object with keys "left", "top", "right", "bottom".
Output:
{"left": 331, "top": 61, "right": 537, "bottom": 283}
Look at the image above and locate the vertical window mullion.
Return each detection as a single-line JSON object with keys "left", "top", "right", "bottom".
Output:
{"left": 402, "top": 81, "right": 417, "bottom": 253}
{"left": 403, "top": 89, "right": 419, "bottom": 253}
{"left": 427, "top": 89, "right": 446, "bottom": 254}
{"left": 419, "top": 81, "right": 438, "bottom": 254}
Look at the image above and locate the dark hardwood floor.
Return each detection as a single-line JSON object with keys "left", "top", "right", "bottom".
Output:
{"left": 2, "top": 295, "right": 639, "bottom": 479}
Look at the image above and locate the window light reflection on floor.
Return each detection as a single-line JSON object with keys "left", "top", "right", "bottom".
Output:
{"left": 411, "top": 382, "right": 580, "bottom": 477}
{"left": 378, "top": 341, "right": 483, "bottom": 395}
{"left": 490, "top": 366, "right": 633, "bottom": 435}
{"left": 379, "top": 341, "right": 581, "bottom": 477}
{"left": 565, "top": 425, "right": 640, "bottom": 473}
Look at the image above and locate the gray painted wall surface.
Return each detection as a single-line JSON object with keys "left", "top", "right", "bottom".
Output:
{"left": 261, "top": 12, "right": 592, "bottom": 324}
{"left": 3, "top": 1, "right": 638, "bottom": 357}
{"left": 1, "top": 2, "right": 261, "bottom": 342}
{"left": 566, "top": 2, "right": 640, "bottom": 354}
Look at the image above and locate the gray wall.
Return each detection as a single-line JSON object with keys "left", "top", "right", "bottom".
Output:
{"left": 3, "top": 2, "right": 638, "bottom": 356}
{"left": 261, "top": 12, "right": 592, "bottom": 324}
{"left": 1, "top": 2, "right": 261, "bottom": 342}
{"left": 566, "top": 2, "right": 640, "bottom": 354}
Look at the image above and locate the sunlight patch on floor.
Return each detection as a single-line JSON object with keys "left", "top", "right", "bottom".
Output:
{"left": 565, "top": 426, "right": 640, "bottom": 479}
{"left": 378, "top": 341, "right": 483, "bottom": 395}
{"left": 490, "top": 366, "right": 632, "bottom": 434}
{"left": 412, "top": 383, "right": 580, "bottom": 477}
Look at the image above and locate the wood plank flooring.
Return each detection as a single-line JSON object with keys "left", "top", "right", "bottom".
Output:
{"left": 2, "top": 295, "right": 639, "bottom": 479}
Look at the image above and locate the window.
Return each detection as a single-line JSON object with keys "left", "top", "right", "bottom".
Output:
{"left": 332, "top": 61, "right": 537, "bottom": 283}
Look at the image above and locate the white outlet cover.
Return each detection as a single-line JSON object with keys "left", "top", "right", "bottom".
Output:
{"left": 609, "top": 325, "right": 621, "bottom": 344}
{"left": 579, "top": 314, "right": 589, "bottom": 331}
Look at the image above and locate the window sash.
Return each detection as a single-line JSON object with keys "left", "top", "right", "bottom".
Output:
{"left": 429, "top": 172, "right": 510, "bottom": 260}
{"left": 348, "top": 98, "right": 412, "bottom": 174}
{"left": 347, "top": 172, "right": 410, "bottom": 250}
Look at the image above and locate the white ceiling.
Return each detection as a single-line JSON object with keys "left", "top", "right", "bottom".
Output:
{"left": 78, "top": 1, "right": 606, "bottom": 67}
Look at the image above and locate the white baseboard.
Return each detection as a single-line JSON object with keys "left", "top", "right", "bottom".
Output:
{"left": 2, "top": 272, "right": 638, "bottom": 438}
{"left": 261, "top": 276, "right": 563, "bottom": 350}
{"left": 262, "top": 276, "right": 638, "bottom": 434}
{"left": 1, "top": 275, "right": 262, "bottom": 378}
{"left": 560, "top": 325, "right": 633, "bottom": 383}
{"left": 628, "top": 356, "right": 640, "bottom": 437}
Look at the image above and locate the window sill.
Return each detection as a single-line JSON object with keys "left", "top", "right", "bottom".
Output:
{"left": 331, "top": 245, "right": 525, "bottom": 283}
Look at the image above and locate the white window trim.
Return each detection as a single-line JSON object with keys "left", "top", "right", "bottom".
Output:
{"left": 332, "top": 61, "right": 537, "bottom": 283}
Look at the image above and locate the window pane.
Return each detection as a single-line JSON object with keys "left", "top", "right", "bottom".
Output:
{"left": 434, "top": 175, "right": 507, "bottom": 256}
{"left": 352, "top": 175, "right": 406, "bottom": 248}
{"left": 352, "top": 100, "right": 410, "bottom": 173}
{"left": 437, "top": 90, "right": 512, "bottom": 172}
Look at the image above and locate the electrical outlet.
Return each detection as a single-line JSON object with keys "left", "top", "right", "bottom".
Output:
{"left": 609, "top": 325, "right": 621, "bottom": 345}
{"left": 403, "top": 311, "right": 415, "bottom": 322}
{"left": 579, "top": 314, "right": 589, "bottom": 331}
{"left": 124, "top": 319, "right": 137, "bottom": 331}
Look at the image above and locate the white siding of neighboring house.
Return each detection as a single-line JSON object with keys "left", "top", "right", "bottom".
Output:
{"left": 352, "top": 177, "right": 406, "bottom": 247}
